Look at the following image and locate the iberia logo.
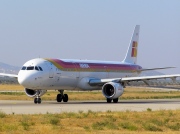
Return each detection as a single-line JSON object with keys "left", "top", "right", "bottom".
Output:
{"left": 131, "top": 41, "right": 138, "bottom": 57}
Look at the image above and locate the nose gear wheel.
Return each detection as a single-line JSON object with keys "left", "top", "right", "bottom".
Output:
{"left": 34, "top": 90, "right": 41, "bottom": 104}
{"left": 34, "top": 98, "right": 41, "bottom": 104}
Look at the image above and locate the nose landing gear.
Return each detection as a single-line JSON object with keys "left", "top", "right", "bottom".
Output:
{"left": 57, "top": 90, "right": 68, "bottom": 102}
{"left": 34, "top": 97, "right": 41, "bottom": 104}
{"left": 34, "top": 90, "right": 41, "bottom": 104}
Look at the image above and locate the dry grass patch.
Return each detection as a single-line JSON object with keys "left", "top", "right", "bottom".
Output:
{"left": 0, "top": 84, "right": 24, "bottom": 91}
{"left": 0, "top": 110, "right": 180, "bottom": 133}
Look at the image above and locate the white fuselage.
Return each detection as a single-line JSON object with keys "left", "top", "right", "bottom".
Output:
{"left": 18, "top": 58, "right": 142, "bottom": 91}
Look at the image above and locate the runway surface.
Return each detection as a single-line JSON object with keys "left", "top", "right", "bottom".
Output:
{"left": 0, "top": 99, "right": 180, "bottom": 114}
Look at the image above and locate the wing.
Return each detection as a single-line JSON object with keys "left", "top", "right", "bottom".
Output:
{"left": 0, "top": 73, "right": 18, "bottom": 78}
{"left": 89, "top": 74, "right": 180, "bottom": 86}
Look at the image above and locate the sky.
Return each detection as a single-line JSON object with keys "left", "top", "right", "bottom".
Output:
{"left": 0, "top": 0, "right": 180, "bottom": 74}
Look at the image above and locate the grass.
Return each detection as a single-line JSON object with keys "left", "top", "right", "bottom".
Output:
{"left": 0, "top": 111, "right": 6, "bottom": 118}
{"left": 147, "top": 108, "right": 152, "bottom": 112}
{"left": 119, "top": 122, "right": 138, "bottom": 131}
{"left": 21, "top": 115, "right": 31, "bottom": 130}
{"left": 0, "top": 84, "right": 24, "bottom": 91}
{"left": 1, "top": 85, "right": 180, "bottom": 133}
{"left": 0, "top": 110, "right": 180, "bottom": 133}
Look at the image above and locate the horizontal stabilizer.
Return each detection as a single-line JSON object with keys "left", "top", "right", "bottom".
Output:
{"left": 139, "top": 67, "right": 176, "bottom": 72}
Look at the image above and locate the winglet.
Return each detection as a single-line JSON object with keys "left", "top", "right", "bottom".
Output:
{"left": 123, "top": 25, "right": 140, "bottom": 64}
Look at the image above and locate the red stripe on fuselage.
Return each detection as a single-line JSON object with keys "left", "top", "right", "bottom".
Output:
{"left": 45, "top": 58, "right": 142, "bottom": 72}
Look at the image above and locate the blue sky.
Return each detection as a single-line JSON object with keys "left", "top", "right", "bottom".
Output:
{"left": 0, "top": 0, "right": 179, "bottom": 74}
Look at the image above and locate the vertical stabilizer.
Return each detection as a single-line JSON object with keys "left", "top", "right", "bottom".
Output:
{"left": 123, "top": 25, "right": 140, "bottom": 64}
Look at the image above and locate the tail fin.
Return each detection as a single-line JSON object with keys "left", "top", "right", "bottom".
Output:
{"left": 123, "top": 25, "right": 140, "bottom": 64}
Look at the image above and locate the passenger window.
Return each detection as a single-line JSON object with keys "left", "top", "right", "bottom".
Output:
{"left": 38, "top": 66, "right": 43, "bottom": 71}
{"left": 35, "top": 66, "right": 39, "bottom": 71}
{"left": 21, "top": 66, "right": 26, "bottom": 70}
{"left": 27, "top": 66, "right": 34, "bottom": 70}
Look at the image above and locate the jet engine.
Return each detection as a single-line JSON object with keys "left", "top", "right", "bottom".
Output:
{"left": 102, "top": 82, "right": 124, "bottom": 99}
{"left": 25, "top": 88, "right": 47, "bottom": 98}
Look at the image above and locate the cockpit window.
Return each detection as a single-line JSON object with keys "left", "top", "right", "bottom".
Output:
{"left": 38, "top": 66, "right": 43, "bottom": 71}
{"left": 21, "top": 66, "right": 26, "bottom": 70}
{"left": 35, "top": 66, "right": 39, "bottom": 71}
{"left": 21, "top": 66, "right": 43, "bottom": 71}
{"left": 27, "top": 66, "right": 34, "bottom": 70}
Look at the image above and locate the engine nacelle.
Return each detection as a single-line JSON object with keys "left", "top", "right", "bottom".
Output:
{"left": 25, "top": 88, "right": 47, "bottom": 98}
{"left": 102, "top": 82, "right": 124, "bottom": 99}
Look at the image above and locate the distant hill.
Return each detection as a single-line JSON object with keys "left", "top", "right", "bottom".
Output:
{"left": 0, "top": 62, "right": 20, "bottom": 74}
{"left": 0, "top": 62, "right": 20, "bottom": 84}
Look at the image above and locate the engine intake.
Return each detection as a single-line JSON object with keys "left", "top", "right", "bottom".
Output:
{"left": 102, "top": 82, "right": 124, "bottom": 99}
{"left": 25, "top": 88, "right": 47, "bottom": 98}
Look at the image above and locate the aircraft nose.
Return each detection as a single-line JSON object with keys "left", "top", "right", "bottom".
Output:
{"left": 18, "top": 73, "right": 32, "bottom": 87}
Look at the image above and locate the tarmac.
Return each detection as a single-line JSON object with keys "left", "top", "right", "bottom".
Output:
{"left": 0, "top": 99, "right": 180, "bottom": 114}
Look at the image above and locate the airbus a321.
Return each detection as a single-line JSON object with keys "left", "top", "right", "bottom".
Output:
{"left": 0, "top": 25, "right": 179, "bottom": 104}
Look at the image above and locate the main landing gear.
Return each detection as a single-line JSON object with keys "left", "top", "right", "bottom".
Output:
{"left": 106, "top": 98, "right": 119, "bottom": 103}
{"left": 57, "top": 90, "right": 68, "bottom": 102}
{"left": 34, "top": 90, "right": 41, "bottom": 104}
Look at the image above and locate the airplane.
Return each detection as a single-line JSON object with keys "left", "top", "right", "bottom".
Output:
{"left": 0, "top": 25, "right": 180, "bottom": 104}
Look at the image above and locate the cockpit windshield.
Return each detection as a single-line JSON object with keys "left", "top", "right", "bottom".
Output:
{"left": 38, "top": 66, "right": 43, "bottom": 71}
{"left": 21, "top": 66, "right": 26, "bottom": 70}
{"left": 21, "top": 66, "right": 43, "bottom": 71}
{"left": 27, "top": 66, "right": 34, "bottom": 70}
{"left": 35, "top": 66, "right": 39, "bottom": 70}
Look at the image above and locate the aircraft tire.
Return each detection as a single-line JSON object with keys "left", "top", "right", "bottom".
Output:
{"left": 34, "top": 98, "right": 41, "bottom": 104}
{"left": 107, "top": 98, "right": 112, "bottom": 103}
{"left": 63, "top": 94, "right": 68, "bottom": 102}
{"left": 37, "top": 98, "right": 41, "bottom": 104}
{"left": 57, "top": 94, "right": 62, "bottom": 102}
{"left": 113, "top": 98, "right": 118, "bottom": 103}
{"left": 34, "top": 98, "right": 38, "bottom": 104}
